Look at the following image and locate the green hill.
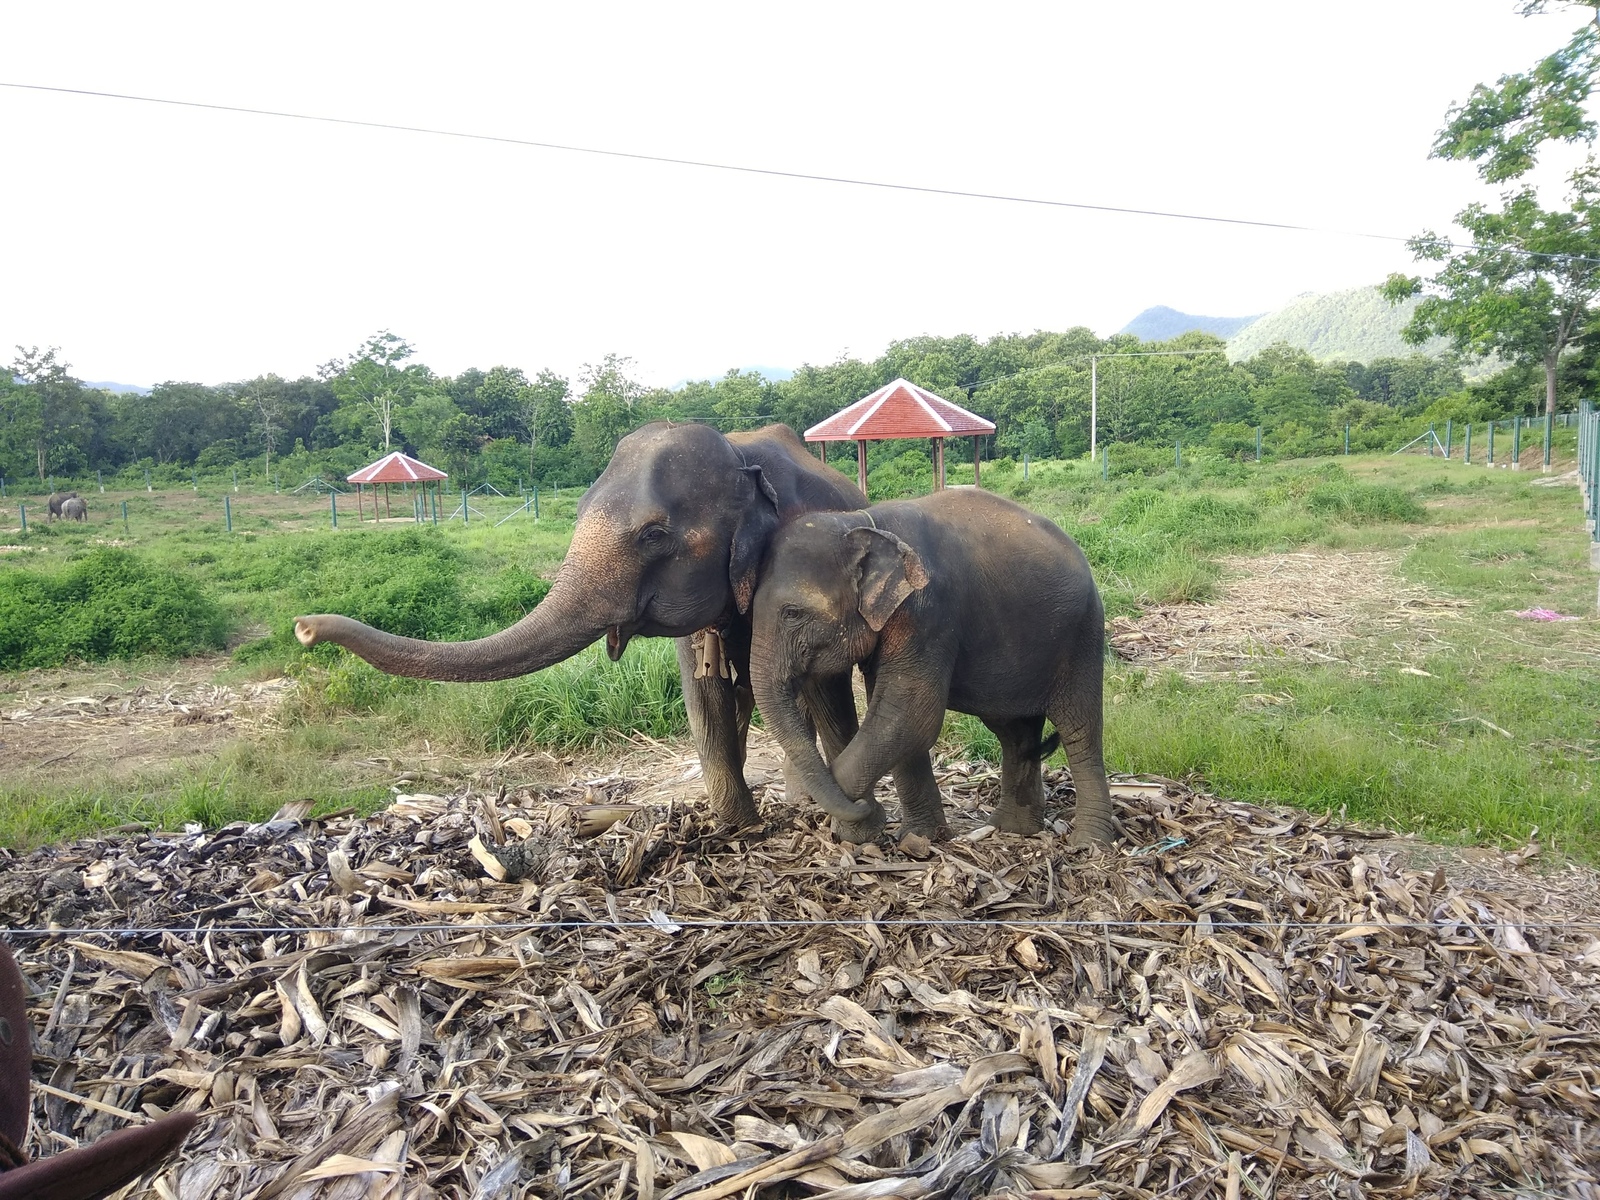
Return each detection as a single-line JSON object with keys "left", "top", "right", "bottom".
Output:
{"left": 1226, "top": 286, "right": 1449, "bottom": 363}
{"left": 1118, "top": 305, "right": 1262, "bottom": 341}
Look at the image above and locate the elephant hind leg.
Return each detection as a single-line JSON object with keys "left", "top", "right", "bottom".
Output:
{"left": 987, "top": 716, "right": 1049, "bottom": 835}
{"left": 1049, "top": 669, "right": 1116, "bottom": 848}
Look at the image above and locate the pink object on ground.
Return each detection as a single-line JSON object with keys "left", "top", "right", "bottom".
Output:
{"left": 1514, "top": 608, "right": 1579, "bottom": 621}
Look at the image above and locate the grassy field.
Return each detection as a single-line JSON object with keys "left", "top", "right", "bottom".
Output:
{"left": 2, "top": 443, "right": 1596, "bottom": 856}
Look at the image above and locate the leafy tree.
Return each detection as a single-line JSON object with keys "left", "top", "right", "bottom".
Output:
{"left": 513, "top": 369, "right": 572, "bottom": 480}
{"left": 474, "top": 366, "right": 530, "bottom": 441}
{"left": 9, "top": 346, "right": 91, "bottom": 481}
{"left": 571, "top": 354, "right": 646, "bottom": 473}
{"left": 327, "top": 331, "right": 420, "bottom": 451}
{"left": 1384, "top": 165, "right": 1600, "bottom": 415}
{"left": 1434, "top": 2, "right": 1600, "bottom": 183}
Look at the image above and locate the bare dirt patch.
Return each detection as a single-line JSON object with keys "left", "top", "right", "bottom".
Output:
{"left": 1109, "top": 550, "right": 1468, "bottom": 680}
{"left": 0, "top": 657, "right": 294, "bottom": 782}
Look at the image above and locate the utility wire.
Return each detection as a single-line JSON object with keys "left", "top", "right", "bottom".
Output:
{"left": 2, "top": 915, "right": 1592, "bottom": 938}
{"left": 5, "top": 79, "right": 1600, "bottom": 266}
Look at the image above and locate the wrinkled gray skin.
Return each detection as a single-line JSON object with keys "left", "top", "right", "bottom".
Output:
{"left": 749, "top": 489, "right": 1116, "bottom": 846}
{"left": 60, "top": 497, "right": 87, "bottom": 522}
{"left": 294, "top": 422, "right": 923, "bottom": 831}
{"left": 46, "top": 491, "right": 77, "bottom": 521}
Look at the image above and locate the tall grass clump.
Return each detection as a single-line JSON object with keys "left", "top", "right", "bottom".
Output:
{"left": 1304, "top": 480, "right": 1423, "bottom": 523}
{"left": 0, "top": 548, "right": 228, "bottom": 669}
{"left": 429, "top": 641, "right": 687, "bottom": 751}
{"left": 224, "top": 528, "right": 549, "bottom": 662}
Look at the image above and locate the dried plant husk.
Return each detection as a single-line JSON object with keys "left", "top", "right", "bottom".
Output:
{"left": 1, "top": 752, "right": 1596, "bottom": 1199}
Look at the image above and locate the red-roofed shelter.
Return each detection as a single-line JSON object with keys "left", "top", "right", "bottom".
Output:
{"left": 347, "top": 451, "right": 448, "bottom": 521}
{"left": 804, "top": 378, "right": 996, "bottom": 494}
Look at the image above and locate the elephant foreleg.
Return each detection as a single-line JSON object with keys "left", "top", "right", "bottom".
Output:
{"left": 676, "top": 635, "right": 760, "bottom": 828}
{"left": 829, "top": 666, "right": 947, "bottom": 811}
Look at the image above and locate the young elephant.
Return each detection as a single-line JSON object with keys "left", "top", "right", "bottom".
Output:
{"left": 749, "top": 488, "right": 1115, "bottom": 846}
{"left": 60, "top": 496, "right": 87, "bottom": 522}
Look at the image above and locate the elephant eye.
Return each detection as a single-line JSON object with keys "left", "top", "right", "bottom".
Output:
{"left": 638, "top": 525, "right": 673, "bottom": 550}
{"left": 780, "top": 604, "right": 805, "bottom": 623}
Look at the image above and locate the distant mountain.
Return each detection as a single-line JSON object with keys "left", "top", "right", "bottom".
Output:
{"left": 1118, "top": 306, "right": 1262, "bottom": 341}
{"left": 669, "top": 365, "right": 793, "bottom": 389}
{"left": 1225, "top": 287, "right": 1448, "bottom": 363}
{"left": 84, "top": 381, "right": 151, "bottom": 395}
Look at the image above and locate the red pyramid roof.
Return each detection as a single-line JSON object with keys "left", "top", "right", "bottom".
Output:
{"left": 347, "top": 451, "right": 448, "bottom": 484}
{"left": 804, "top": 378, "right": 995, "bottom": 441}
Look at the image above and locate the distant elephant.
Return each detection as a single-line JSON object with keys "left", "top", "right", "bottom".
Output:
{"left": 60, "top": 497, "right": 87, "bottom": 522}
{"left": 46, "top": 491, "right": 77, "bottom": 521}
{"left": 747, "top": 488, "right": 1116, "bottom": 846}
{"left": 294, "top": 422, "right": 935, "bottom": 831}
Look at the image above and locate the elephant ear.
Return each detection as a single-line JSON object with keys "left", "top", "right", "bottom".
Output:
{"left": 845, "top": 526, "right": 929, "bottom": 632}
{"left": 730, "top": 465, "right": 782, "bottom": 615}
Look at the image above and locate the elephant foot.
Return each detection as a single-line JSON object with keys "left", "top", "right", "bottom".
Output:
{"left": 1067, "top": 812, "right": 1119, "bottom": 847}
{"left": 991, "top": 800, "right": 1046, "bottom": 835}
{"left": 830, "top": 802, "right": 888, "bottom": 845}
{"left": 901, "top": 817, "right": 951, "bottom": 842}
{"left": 708, "top": 789, "right": 761, "bottom": 830}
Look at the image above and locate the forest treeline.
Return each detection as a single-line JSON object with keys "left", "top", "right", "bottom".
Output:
{"left": 0, "top": 326, "right": 1573, "bottom": 493}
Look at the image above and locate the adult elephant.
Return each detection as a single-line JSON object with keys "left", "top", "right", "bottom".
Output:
{"left": 60, "top": 497, "right": 87, "bottom": 522}
{"left": 295, "top": 422, "right": 922, "bottom": 832}
{"left": 46, "top": 491, "right": 77, "bottom": 521}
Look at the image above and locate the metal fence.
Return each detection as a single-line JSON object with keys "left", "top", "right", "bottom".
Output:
{"left": 1581, "top": 399, "right": 1599, "bottom": 565}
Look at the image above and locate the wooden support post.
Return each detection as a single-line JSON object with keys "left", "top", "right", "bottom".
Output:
{"left": 973, "top": 437, "right": 981, "bottom": 489}
{"left": 857, "top": 439, "right": 868, "bottom": 496}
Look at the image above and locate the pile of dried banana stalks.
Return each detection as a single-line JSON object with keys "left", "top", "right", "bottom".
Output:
{"left": 1, "top": 766, "right": 1597, "bottom": 1199}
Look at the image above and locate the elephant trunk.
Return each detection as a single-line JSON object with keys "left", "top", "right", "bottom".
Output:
{"left": 294, "top": 568, "right": 610, "bottom": 682}
{"left": 753, "top": 665, "right": 879, "bottom": 826}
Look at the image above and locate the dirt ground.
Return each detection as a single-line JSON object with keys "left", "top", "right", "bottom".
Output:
{"left": 0, "top": 656, "right": 295, "bottom": 784}
{"left": 1108, "top": 549, "right": 1471, "bottom": 680}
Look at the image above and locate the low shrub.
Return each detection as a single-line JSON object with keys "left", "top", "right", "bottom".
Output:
{"left": 0, "top": 548, "right": 229, "bottom": 669}
{"left": 1304, "top": 480, "right": 1423, "bottom": 523}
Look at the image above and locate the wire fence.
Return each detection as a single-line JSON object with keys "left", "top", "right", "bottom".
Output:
{"left": 1, "top": 411, "right": 1589, "bottom": 537}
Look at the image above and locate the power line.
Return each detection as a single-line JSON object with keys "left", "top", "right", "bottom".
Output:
{"left": 6, "top": 79, "right": 1600, "bottom": 267}
{"left": 1, "top": 915, "right": 1591, "bottom": 938}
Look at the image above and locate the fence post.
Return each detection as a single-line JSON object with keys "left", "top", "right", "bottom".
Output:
{"left": 533, "top": 485, "right": 540, "bottom": 520}
{"left": 1512, "top": 415, "right": 1522, "bottom": 469}
{"left": 1256, "top": 426, "right": 1263, "bottom": 462}
{"left": 232, "top": 467, "right": 238, "bottom": 492}
{"left": 1444, "top": 419, "right": 1453, "bottom": 459}
{"left": 18, "top": 505, "right": 25, "bottom": 534}
{"left": 193, "top": 471, "right": 198, "bottom": 492}
{"left": 121, "top": 500, "right": 128, "bottom": 535}
{"left": 145, "top": 467, "right": 152, "bottom": 492}
{"left": 1175, "top": 439, "right": 1182, "bottom": 469}
{"left": 1464, "top": 423, "right": 1472, "bottom": 464}
{"left": 1427, "top": 422, "right": 1436, "bottom": 456}
{"left": 330, "top": 491, "right": 338, "bottom": 529}
{"left": 431, "top": 485, "right": 438, "bottom": 525}
{"left": 1488, "top": 421, "right": 1496, "bottom": 467}
{"left": 224, "top": 495, "right": 232, "bottom": 532}
{"left": 97, "top": 469, "right": 104, "bottom": 493}
{"left": 1544, "top": 410, "right": 1554, "bottom": 471}
{"left": 1343, "top": 425, "right": 1349, "bottom": 456}
{"left": 462, "top": 487, "right": 469, "bottom": 524}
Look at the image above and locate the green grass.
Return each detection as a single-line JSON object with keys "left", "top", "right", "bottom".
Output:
{"left": 3, "top": 449, "right": 1597, "bottom": 857}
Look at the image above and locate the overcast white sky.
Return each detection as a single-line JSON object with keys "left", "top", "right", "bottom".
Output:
{"left": 0, "top": 2, "right": 1586, "bottom": 388}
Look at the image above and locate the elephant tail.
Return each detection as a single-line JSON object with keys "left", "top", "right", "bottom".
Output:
{"left": 1035, "top": 730, "right": 1061, "bottom": 760}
